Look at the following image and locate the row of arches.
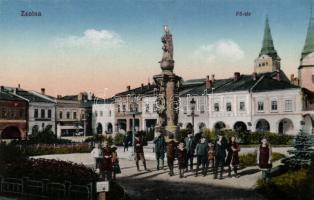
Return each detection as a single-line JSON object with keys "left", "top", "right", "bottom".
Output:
{"left": 96, "top": 122, "right": 113, "bottom": 134}
{"left": 184, "top": 118, "right": 300, "bottom": 134}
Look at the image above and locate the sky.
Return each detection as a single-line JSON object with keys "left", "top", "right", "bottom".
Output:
{"left": 0, "top": 0, "right": 312, "bottom": 98}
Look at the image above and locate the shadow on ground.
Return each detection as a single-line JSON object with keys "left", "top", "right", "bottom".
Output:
{"left": 118, "top": 176, "right": 267, "bottom": 200}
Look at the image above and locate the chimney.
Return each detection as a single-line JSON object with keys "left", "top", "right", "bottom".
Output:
{"left": 18, "top": 84, "right": 21, "bottom": 89}
{"left": 234, "top": 72, "right": 241, "bottom": 81}
{"left": 252, "top": 72, "right": 257, "bottom": 81}
{"left": 148, "top": 82, "right": 151, "bottom": 88}
{"left": 41, "top": 88, "right": 45, "bottom": 95}
{"left": 57, "top": 95, "right": 62, "bottom": 99}
{"left": 211, "top": 74, "right": 215, "bottom": 82}
{"left": 141, "top": 83, "right": 144, "bottom": 91}
{"left": 290, "top": 74, "right": 294, "bottom": 82}
{"left": 275, "top": 69, "right": 280, "bottom": 81}
{"left": 205, "top": 75, "right": 213, "bottom": 89}
{"left": 127, "top": 85, "right": 131, "bottom": 91}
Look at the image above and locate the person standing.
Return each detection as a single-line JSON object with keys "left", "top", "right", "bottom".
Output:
{"left": 225, "top": 136, "right": 240, "bottom": 178}
{"left": 184, "top": 133, "right": 196, "bottom": 172}
{"left": 101, "top": 141, "right": 113, "bottom": 181}
{"left": 135, "top": 133, "right": 147, "bottom": 171}
{"left": 195, "top": 137, "right": 209, "bottom": 177}
{"left": 111, "top": 145, "right": 120, "bottom": 181}
{"left": 166, "top": 134, "right": 177, "bottom": 176}
{"left": 154, "top": 132, "right": 166, "bottom": 170}
{"left": 213, "top": 132, "right": 228, "bottom": 180}
{"left": 91, "top": 143, "right": 103, "bottom": 171}
{"left": 257, "top": 138, "right": 272, "bottom": 183}
{"left": 123, "top": 133, "right": 130, "bottom": 152}
{"left": 177, "top": 142, "right": 187, "bottom": 178}
{"left": 207, "top": 141, "right": 215, "bottom": 172}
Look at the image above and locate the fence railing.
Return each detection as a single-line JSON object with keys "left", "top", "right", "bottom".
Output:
{"left": 0, "top": 176, "right": 95, "bottom": 200}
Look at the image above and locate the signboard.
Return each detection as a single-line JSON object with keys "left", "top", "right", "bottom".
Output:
{"left": 96, "top": 181, "right": 110, "bottom": 192}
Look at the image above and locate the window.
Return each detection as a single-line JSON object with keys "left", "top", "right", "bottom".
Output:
{"left": 41, "top": 109, "right": 45, "bottom": 118}
{"left": 257, "top": 101, "right": 264, "bottom": 111}
{"left": 59, "top": 111, "right": 63, "bottom": 119}
{"left": 271, "top": 100, "right": 278, "bottom": 111}
{"left": 183, "top": 106, "right": 187, "bottom": 114}
{"left": 34, "top": 109, "right": 38, "bottom": 118}
{"left": 145, "top": 104, "right": 150, "bottom": 113}
{"left": 285, "top": 100, "right": 293, "bottom": 112}
{"left": 66, "top": 112, "right": 70, "bottom": 119}
{"left": 100, "top": 111, "right": 103, "bottom": 117}
{"left": 312, "top": 75, "right": 314, "bottom": 83}
{"left": 109, "top": 110, "right": 111, "bottom": 117}
{"left": 94, "top": 111, "right": 98, "bottom": 117}
{"left": 214, "top": 103, "right": 219, "bottom": 112}
{"left": 122, "top": 105, "right": 126, "bottom": 112}
{"left": 226, "top": 102, "right": 232, "bottom": 112}
{"left": 19, "top": 109, "right": 24, "bottom": 118}
{"left": 200, "top": 105, "right": 205, "bottom": 113}
{"left": 153, "top": 103, "right": 157, "bottom": 112}
{"left": 239, "top": 102, "right": 245, "bottom": 111}
{"left": 48, "top": 109, "right": 52, "bottom": 118}
{"left": 1, "top": 108, "right": 7, "bottom": 118}
{"left": 117, "top": 105, "right": 120, "bottom": 113}
{"left": 73, "top": 112, "right": 77, "bottom": 119}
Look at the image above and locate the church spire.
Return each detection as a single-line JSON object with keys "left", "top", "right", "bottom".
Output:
{"left": 259, "top": 16, "right": 278, "bottom": 58}
{"left": 302, "top": 0, "right": 314, "bottom": 59}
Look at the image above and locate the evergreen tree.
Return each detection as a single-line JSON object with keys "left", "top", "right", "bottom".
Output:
{"left": 284, "top": 129, "right": 314, "bottom": 168}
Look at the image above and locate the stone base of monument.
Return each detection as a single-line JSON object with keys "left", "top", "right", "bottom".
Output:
{"left": 154, "top": 125, "right": 179, "bottom": 137}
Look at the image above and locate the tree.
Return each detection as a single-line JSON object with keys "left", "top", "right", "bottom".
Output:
{"left": 284, "top": 129, "right": 314, "bottom": 168}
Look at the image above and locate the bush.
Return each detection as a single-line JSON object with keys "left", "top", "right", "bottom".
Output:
{"left": 84, "top": 134, "right": 106, "bottom": 143}
{"left": 114, "top": 133, "right": 125, "bottom": 146}
{"left": 20, "top": 144, "right": 92, "bottom": 156}
{"left": 257, "top": 168, "right": 314, "bottom": 200}
{"left": 239, "top": 152, "right": 285, "bottom": 167}
{"left": 176, "top": 129, "right": 189, "bottom": 142}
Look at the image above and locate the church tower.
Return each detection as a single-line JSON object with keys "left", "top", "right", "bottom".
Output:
{"left": 299, "top": 2, "right": 314, "bottom": 92}
{"left": 254, "top": 17, "right": 281, "bottom": 74}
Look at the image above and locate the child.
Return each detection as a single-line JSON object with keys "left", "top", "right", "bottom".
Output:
{"left": 257, "top": 138, "right": 272, "bottom": 183}
{"left": 111, "top": 145, "right": 121, "bottom": 181}
{"left": 91, "top": 143, "right": 102, "bottom": 172}
{"left": 207, "top": 142, "right": 215, "bottom": 172}
{"left": 177, "top": 142, "right": 187, "bottom": 178}
{"left": 195, "top": 137, "right": 209, "bottom": 177}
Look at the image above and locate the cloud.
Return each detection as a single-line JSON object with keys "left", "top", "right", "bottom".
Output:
{"left": 56, "top": 29, "right": 124, "bottom": 49}
{"left": 193, "top": 40, "right": 245, "bottom": 63}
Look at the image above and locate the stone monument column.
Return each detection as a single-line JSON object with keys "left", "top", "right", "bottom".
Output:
{"left": 153, "top": 25, "right": 181, "bottom": 136}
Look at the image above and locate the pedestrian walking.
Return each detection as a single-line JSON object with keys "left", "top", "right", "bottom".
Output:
{"left": 257, "top": 138, "right": 272, "bottom": 183}
{"left": 177, "top": 142, "right": 187, "bottom": 178}
{"left": 154, "top": 132, "right": 166, "bottom": 170}
{"left": 123, "top": 132, "right": 131, "bottom": 152}
{"left": 226, "top": 136, "right": 240, "bottom": 178}
{"left": 91, "top": 143, "right": 103, "bottom": 171}
{"left": 207, "top": 141, "right": 215, "bottom": 172}
{"left": 135, "top": 133, "right": 147, "bottom": 171}
{"left": 184, "top": 133, "right": 196, "bottom": 172}
{"left": 195, "top": 137, "right": 208, "bottom": 177}
{"left": 213, "top": 131, "right": 228, "bottom": 180}
{"left": 166, "top": 134, "right": 177, "bottom": 176}
{"left": 101, "top": 141, "right": 113, "bottom": 181}
{"left": 111, "top": 145, "right": 121, "bottom": 181}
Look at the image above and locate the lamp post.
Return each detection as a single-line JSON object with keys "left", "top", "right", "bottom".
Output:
{"left": 190, "top": 98, "right": 196, "bottom": 134}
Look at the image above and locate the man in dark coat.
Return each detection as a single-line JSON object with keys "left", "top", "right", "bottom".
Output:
{"left": 135, "top": 133, "right": 147, "bottom": 171}
{"left": 213, "top": 131, "right": 228, "bottom": 179}
{"left": 101, "top": 141, "right": 112, "bottom": 181}
{"left": 177, "top": 142, "right": 187, "bottom": 178}
{"left": 166, "top": 134, "right": 177, "bottom": 176}
{"left": 154, "top": 132, "right": 166, "bottom": 170}
{"left": 123, "top": 132, "right": 131, "bottom": 152}
{"left": 184, "top": 133, "right": 196, "bottom": 171}
{"left": 195, "top": 137, "right": 209, "bottom": 177}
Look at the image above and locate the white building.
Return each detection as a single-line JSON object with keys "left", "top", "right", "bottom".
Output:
{"left": 92, "top": 99, "right": 115, "bottom": 135}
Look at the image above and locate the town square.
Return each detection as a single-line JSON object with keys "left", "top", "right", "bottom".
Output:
{"left": 1, "top": 0, "right": 314, "bottom": 200}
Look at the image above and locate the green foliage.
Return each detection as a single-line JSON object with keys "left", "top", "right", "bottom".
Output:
{"left": 284, "top": 129, "right": 314, "bottom": 168}
{"left": 113, "top": 133, "right": 125, "bottom": 146}
{"left": 84, "top": 134, "right": 106, "bottom": 143}
{"left": 257, "top": 168, "right": 314, "bottom": 200}
{"left": 20, "top": 144, "right": 91, "bottom": 156}
{"left": 240, "top": 152, "right": 285, "bottom": 167}
{"left": 176, "top": 129, "right": 189, "bottom": 142}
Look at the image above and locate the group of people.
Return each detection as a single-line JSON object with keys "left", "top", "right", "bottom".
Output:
{"left": 153, "top": 131, "right": 272, "bottom": 181}
{"left": 91, "top": 141, "right": 121, "bottom": 181}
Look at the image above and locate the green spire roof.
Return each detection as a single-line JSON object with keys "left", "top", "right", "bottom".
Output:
{"left": 259, "top": 17, "right": 278, "bottom": 58}
{"left": 302, "top": 4, "right": 314, "bottom": 59}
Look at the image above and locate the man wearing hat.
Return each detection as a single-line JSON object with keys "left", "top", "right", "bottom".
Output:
{"left": 213, "top": 131, "right": 228, "bottom": 179}
{"left": 154, "top": 132, "right": 166, "bottom": 170}
{"left": 184, "top": 133, "right": 196, "bottom": 172}
{"left": 134, "top": 133, "right": 147, "bottom": 171}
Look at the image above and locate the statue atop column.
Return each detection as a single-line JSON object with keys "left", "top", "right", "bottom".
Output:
{"left": 160, "top": 25, "right": 175, "bottom": 73}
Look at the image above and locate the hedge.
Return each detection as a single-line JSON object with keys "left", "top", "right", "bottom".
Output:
{"left": 239, "top": 152, "right": 285, "bottom": 168}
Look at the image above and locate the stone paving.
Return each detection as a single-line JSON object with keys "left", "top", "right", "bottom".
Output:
{"left": 32, "top": 146, "right": 291, "bottom": 200}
